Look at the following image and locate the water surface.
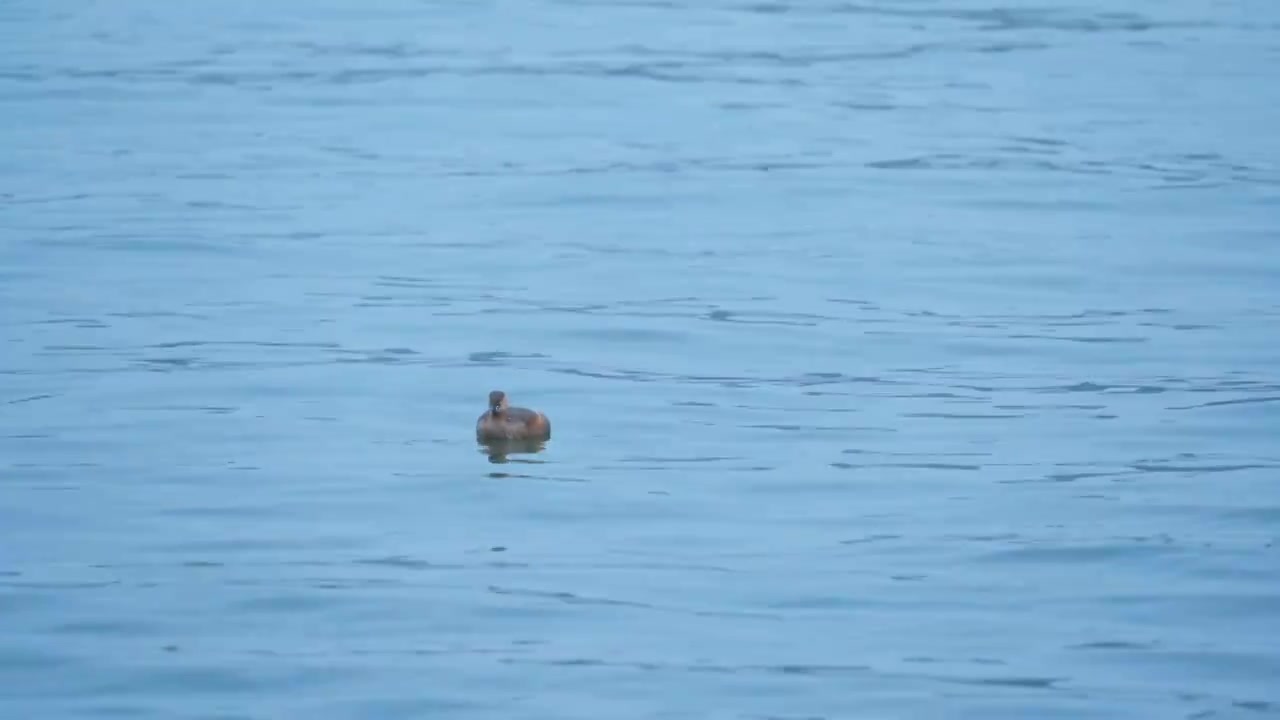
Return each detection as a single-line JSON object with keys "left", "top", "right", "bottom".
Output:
{"left": 3, "top": 1, "right": 1279, "bottom": 718}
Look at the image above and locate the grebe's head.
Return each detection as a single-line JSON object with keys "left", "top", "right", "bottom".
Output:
{"left": 488, "top": 390, "right": 508, "bottom": 414}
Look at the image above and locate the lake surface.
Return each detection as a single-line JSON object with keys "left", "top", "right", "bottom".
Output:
{"left": 3, "top": 1, "right": 1279, "bottom": 718}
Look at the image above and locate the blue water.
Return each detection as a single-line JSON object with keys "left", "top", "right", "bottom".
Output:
{"left": 3, "top": 1, "right": 1280, "bottom": 718}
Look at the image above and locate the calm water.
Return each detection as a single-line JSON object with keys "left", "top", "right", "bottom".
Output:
{"left": 3, "top": 1, "right": 1280, "bottom": 718}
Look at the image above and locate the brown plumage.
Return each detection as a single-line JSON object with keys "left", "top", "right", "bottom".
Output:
{"left": 476, "top": 390, "right": 551, "bottom": 442}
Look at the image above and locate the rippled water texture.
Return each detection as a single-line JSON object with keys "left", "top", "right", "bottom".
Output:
{"left": 3, "top": 1, "right": 1279, "bottom": 718}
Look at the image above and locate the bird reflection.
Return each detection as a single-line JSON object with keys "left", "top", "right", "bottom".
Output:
{"left": 478, "top": 438, "right": 548, "bottom": 464}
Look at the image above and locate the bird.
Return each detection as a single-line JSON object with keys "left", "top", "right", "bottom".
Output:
{"left": 475, "top": 390, "right": 551, "bottom": 442}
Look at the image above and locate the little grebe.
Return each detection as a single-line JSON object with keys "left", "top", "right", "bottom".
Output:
{"left": 476, "top": 390, "right": 551, "bottom": 442}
